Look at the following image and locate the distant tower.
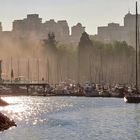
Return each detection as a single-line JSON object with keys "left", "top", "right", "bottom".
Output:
{"left": 71, "top": 23, "right": 85, "bottom": 37}
{"left": 71, "top": 23, "right": 85, "bottom": 45}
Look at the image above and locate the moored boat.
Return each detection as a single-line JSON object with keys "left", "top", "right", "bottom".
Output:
{"left": 84, "top": 82, "right": 99, "bottom": 97}
{"left": 0, "top": 98, "right": 9, "bottom": 106}
{"left": 124, "top": 1, "right": 140, "bottom": 103}
{"left": 124, "top": 94, "right": 140, "bottom": 103}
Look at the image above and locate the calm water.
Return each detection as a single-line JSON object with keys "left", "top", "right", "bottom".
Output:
{"left": 0, "top": 96, "right": 140, "bottom": 140}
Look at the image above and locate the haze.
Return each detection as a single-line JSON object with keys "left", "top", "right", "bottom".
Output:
{"left": 0, "top": 0, "right": 139, "bottom": 34}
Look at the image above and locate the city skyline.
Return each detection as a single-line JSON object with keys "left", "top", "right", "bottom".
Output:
{"left": 0, "top": 0, "right": 139, "bottom": 34}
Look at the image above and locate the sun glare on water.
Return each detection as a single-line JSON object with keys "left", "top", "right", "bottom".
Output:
{"left": 0, "top": 97, "right": 27, "bottom": 121}
{"left": 0, "top": 96, "right": 74, "bottom": 125}
{"left": 1, "top": 97, "right": 18, "bottom": 104}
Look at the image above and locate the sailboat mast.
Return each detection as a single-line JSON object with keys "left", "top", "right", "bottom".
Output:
{"left": 17, "top": 58, "right": 20, "bottom": 79}
{"left": 27, "top": 58, "right": 30, "bottom": 83}
{"left": 136, "top": 1, "right": 138, "bottom": 90}
{"left": 89, "top": 54, "right": 92, "bottom": 82}
{"left": 77, "top": 48, "right": 80, "bottom": 84}
{"left": 10, "top": 57, "right": 13, "bottom": 83}
{"left": 47, "top": 57, "right": 50, "bottom": 83}
{"left": 36, "top": 59, "right": 39, "bottom": 83}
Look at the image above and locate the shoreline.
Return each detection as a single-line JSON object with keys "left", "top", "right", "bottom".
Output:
{"left": 0, "top": 93, "right": 124, "bottom": 98}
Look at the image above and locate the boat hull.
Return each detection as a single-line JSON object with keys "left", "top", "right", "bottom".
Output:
{"left": 0, "top": 98, "right": 9, "bottom": 106}
{"left": 124, "top": 96, "right": 140, "bottom": 103}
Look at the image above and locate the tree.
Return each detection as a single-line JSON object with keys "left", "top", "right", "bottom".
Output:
{"left": 42, "top": 32, "right": 58, "bottom": 83}
{"left": 43, "top": 32, "right": 57, "bottom": 53}
{"left": 78, "top": 32, "right": 93, "bottom": 83}
{"left": 78, "top": 32, "right": 93, "bottom": 49}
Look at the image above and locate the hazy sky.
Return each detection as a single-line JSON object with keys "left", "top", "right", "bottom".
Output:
{"left": 0, "top": 0, "right": 139, "bottom": 34}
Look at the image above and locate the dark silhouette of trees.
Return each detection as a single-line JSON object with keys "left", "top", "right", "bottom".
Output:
{"left": 40, "top": 31, "right": 135, "bottom": 84}
{"left": 78, "top": 32, "right": 93, "bottom": 50}
{"left": 42, "top": 32, "right": 58, "bottom": 83}
{"left": 78, "top": 32, "right": 93, "bottom": 83}
{"left": 43, "top": 32, "right": 57, "bottom": 53}
{"left": 90, "top": 39, "right": 135, "bottom": 83}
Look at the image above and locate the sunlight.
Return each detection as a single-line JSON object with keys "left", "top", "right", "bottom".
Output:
{"left": 0, "top": 97, "right": 25, "bottom": 114}
{"left": 1, "top": 97, "right": 17, "bottom": 104}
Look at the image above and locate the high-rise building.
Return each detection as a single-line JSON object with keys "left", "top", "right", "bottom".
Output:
{"left": 71, "top": 23, "right": 85, "bottom": 45}
{"left": 0, "top": 14, "right": 86, "bottom": 46}
{"left": 43, "top": 19, "right": 70, "bottom": 43}
{"left": 12, "top": 14, "right": 42, "bottom": 38}
{"left": 97, "top": 23, "right": 127, "bottom": 43}
{"left": 96, "top": 12, "right": 140, "bottom": 47}
{"left": 24, "top": 14, "right": 42, "bottom": 31}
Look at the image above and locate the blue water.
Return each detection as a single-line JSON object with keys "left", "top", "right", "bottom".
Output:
{"left": 0, "top": 96, "right": 140, "bottom": 140}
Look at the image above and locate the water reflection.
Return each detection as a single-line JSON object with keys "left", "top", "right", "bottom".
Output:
{"left": 0, "top": 97, "right": 140, "bottom": 140}
{"left": 133, "top": 105, "right": 140, "bottom": 140}
{"left": 0, "top": 96, "right": 73, "bottom": 126}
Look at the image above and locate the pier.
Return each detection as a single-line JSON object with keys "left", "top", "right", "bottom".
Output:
{"left": 0, "top": 82, "right": 49, "bottom": 94}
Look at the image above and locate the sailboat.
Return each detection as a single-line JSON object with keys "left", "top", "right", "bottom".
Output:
{"left": 124, "top": 1, "right": 140, "bottom": 103}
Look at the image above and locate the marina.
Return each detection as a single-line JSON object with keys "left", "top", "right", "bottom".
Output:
{"left": 0, "top": 0, "right": 140, "bottom": 139}
{"left": 0, "top": 81, "right": 130, "bottom": 98}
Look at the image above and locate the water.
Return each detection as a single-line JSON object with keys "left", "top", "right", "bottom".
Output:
{"left": 0, "top": 96, "right": 140, "bottom": 140}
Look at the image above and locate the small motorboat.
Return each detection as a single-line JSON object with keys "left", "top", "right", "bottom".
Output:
{"left": 124, "top": 94, "right": 140, "bottom": 103}
{"left": 0, "top": 98, "right": 9, "bottom": 106}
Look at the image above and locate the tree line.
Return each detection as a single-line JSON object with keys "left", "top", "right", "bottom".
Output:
{"left": 42, "top": 32, "right": 136, "bottom": 85}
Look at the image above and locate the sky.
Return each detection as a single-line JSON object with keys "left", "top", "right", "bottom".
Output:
{"left": 0, "top": 0, "right": 139, "bottom": 35}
